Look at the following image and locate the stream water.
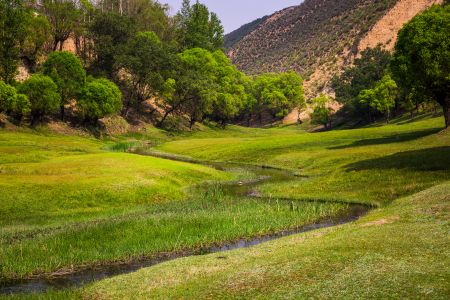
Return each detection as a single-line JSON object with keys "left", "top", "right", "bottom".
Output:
{"left": 0, "top": 152, "right": 370, "bottom": 295}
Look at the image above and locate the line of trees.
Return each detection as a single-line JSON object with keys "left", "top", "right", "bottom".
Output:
{"left": 0, "top": 0, "right": 305, "bottom": 129}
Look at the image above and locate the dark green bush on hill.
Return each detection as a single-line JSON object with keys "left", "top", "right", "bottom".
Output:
{"left": 77, "top": 78, "right": 122, "bottom": 123}
{"left": 17, "top": 74, "right": 60, "bottom": 124}
{"left": 42, "top": 51, "right": 86, "bottom": 120}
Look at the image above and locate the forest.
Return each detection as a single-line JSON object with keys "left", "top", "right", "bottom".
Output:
{"left": 0, "top": 0, "right": 304, "bottom": 130}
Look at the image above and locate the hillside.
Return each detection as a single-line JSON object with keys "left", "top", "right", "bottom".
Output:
{"left": 226, "top": 0, "right": 443, "bottom": 99}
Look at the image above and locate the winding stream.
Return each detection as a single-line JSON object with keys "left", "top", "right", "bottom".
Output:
{"left": 0, "top": 151, "right": 371, "bottom": 295}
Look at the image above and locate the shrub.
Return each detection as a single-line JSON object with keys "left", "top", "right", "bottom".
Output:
{"left": 42, "top": 51, "right": 86, "bottom": 119}
{"left": 17, "top": 74, "right": 60, "bottom": 124}
{"left": 77, "top": 78, "right": 122, "bottom": 123}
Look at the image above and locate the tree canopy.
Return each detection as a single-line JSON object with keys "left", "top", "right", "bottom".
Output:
{"left": 391, "top": 5, "right": 450, "bottom": 128}
{"left": 42, "top": 51, "right": 86, "bottom": 119}
{"left": 77, "top": 78, "right": 122, "bottom": 122}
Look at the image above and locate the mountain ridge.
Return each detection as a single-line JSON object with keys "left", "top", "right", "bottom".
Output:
{"left": 225, "top": 0, "right": 443, "bottom": 102}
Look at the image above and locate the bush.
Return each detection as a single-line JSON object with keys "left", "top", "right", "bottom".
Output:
{"left": 0, "top": 81, "right": 17, "bottom": 112}
{"left": 42, "top": 51, "right": 86, "bottom": 119}
{"left": 17, "top": 74, "right": 60, "bottom": 124}
{"left": 77, "top": 78, "right": 122, "bottom": 122}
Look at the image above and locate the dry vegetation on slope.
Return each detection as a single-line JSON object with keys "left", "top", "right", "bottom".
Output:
{"left": 227, "top": 0, "right": 441, "bottom": 99}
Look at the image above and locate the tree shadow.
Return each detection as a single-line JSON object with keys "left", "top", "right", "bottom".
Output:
{"left": 329, "top": 128, "right": 441, "bottom": 150}
{"left": 345, "top": 147, "right": 450, "bottom": 172}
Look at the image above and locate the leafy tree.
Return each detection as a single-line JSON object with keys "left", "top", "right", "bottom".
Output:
{"left": 176, "top": 0, "right": 224, "bottom": 51}
{"left": 176, "top": 48, "right": 217, "bottom": 128}
{"left": 0, "top": 0, "right": 29, "bottom": 84}
{"left": 41, "top": 0, "right": 80, "bottom": 51}
{"left": 89, "top": 11, "right": 136, "bottom": 77}
{"left": 359, "top": 75, "right": 398, "bottom": 122}
{"left": 17, "top": 74, "right": 61, "bottom": 124}
{"left": 21, "top": 14, "right": 52, "bottom": 71}
{"left": 0, "top": 81, "right": 30, "bottom": 120}
{"left": 0, "top": 81, "right": 17, "bottom": 112}
{"left": 42, "top": 51, "right": 86, "bottom": 120}
{"left": 332, "top": 45, "right": 391, "bottom": 121}
{"left": 311, "top": 93, "right": 333, "bottom": 129}
{"left": 115, "top": 31, "right": 176, "bottom": 111}
{"left": 391, "top": 5, "right": 450, "bottom": 128}
{"left": 13, "top": 93, "right": 31, "bottom": 120}
{"left": 77, "top": 78, "right": 122, "bottom": 122}
{"left": 251, "top": 72, "right": 304, "bottom": 122}
{"left": 208, "top": 51, "right": 248, "bottom": 126}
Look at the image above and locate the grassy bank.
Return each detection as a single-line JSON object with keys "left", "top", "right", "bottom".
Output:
{"left": 84, "top": 182, "right": 450, "bottom": 299}
{"left": 0, "top": 129, "right": 346, "bottom": 280}
{"left": 158, "top": 116, "right": 450, "bottom": 206}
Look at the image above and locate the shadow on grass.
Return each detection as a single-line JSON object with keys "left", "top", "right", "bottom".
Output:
{"left": 329, "top": 128, "right": 441, "bottom": 150}
{"left": 345, "top": 147, "right": 450, "bottom": 171}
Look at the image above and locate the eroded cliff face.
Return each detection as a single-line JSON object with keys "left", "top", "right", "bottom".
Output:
{"left": 358, "top": 0, "right": 443, "bottom": 52}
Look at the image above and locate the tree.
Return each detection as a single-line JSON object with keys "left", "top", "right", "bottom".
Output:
{"left": 332, "top": 45, "right": 391, "bottom": 121}
{"left": 358, "top": 75, "right": 398, "bottom": 122}
{"left": 17, "top": 74, "right": 61, "bottom": 124}
{"left": 251, "top": 72, "right": 304, "bottom": 122}
{"left": 0, "top": 81, "right": 30, "bottom": 120}
{"left": 311, "top": 94, "right": 333, "bottom": 129}
{"left": 176, "top": 48, "right": 217, "bottom": 128}
{"left": 89, "top": 11, "right": 136, "bottom": 77}
{"left": 0, "top": 81, "right": 17, "bottom": 112}
{"left": 176, "top": 0, "right": 224, "bottom": 51}
{"left": 208, "top": 51, "right": 248, "bottom": 126}
{"left": 0, "top": 0, "right": 29, "bottom": 84}
{"left": 42, "top": 51, "right": 86, "bottom": 120}
{"left": 77, "top": 78, "right": 122, "bottom": 123}
{"left": 21, "top": 15, "right": 52, "bottom": 71}
{"left": 115, "top": 31, "right": 176, "bottom": 111}
{"left": 41, "top": 0, "right": 80, "bottom": 51}
{"left": 391, "top": 5, "right": 450, "bottom": 128}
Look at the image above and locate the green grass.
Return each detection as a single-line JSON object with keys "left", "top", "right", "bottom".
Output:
{"left": 83, "top": 182, "right": 450, "bottom": 299}
{"left": 0, "top": 128, "right": 346, "bottom": 280}
{"left": 157, "top": 116, "right": 450, "bottom": 206}
{"left": 1, "top": 115, "right": 449, "bottom": 298}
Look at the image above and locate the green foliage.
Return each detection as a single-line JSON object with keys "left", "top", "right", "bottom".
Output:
{"left": 14, "top": 93, "right": 31, "bottom": 117}
{"left": 332, "top": 45, "right": 391, "bottom": 121}
{"left": 41, "top": 0, "right": 81, "bottom": 51}
{"left": 42, "top": 51, "right": 86, "bottom": 119}
{"left": 115, "top": 31, "right": 176, "bottom": 109}
{"left": 252, "top": 72, "right": 304, "bottom": 119}
{"left": 359, "top": 75, "right": 398, "bottom": 121}
{"left": 0, "top": 0, "right": 29, "bottom": 84}
{"left": 0, "top": 80, "right": 31, "bottom": 118}
{"left": 77, "top": 78, "right": 122, "bottom": 121}
{"left": 175, "top": 48, "right": 218, "bottom": 127}
{"left": 17, "top": 74, "right": 61, "bottom": 122}
{"left": 0, "top": 80, "right": 17, "bottom": 112}
{"left": 21, "top": 14, "right": 52, "bottom": 69}
{"left": 209, "top": 51, "right": 249, "bottom": 125}
{"left": 89, "top": 11, "right": 137, "bottom": 77}
{"left": 391, "top": 5, "right": 450, "bottom": 127}
{"left": 176, "top": 0, "right": 224, "bottom": 51}
{"left": 311, "top": 93, "right": 333, "bottom": 128}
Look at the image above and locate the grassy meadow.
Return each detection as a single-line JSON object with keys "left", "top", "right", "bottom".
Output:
{"left": 0, "top": 114, "right": 449, "bottom": 299}
{"left": 0, "top": 127, "right": 346, "bottom": 281}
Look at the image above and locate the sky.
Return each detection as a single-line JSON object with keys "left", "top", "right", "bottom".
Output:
{"left": 163, "top": 0, "right": 303, "bottom": 33}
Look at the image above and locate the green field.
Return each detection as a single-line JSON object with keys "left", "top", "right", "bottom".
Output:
{"left": 0, "top": 128, "right": 346, "bottom": 281}
{"left": 1, "top": 115, "right": 449, "bottom": 299}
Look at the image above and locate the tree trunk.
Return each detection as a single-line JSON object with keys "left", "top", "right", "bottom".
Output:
{"left": 60, "top": 105, "right": 65, "bottom": 121}
{"left": 443, "top": 97, "right": 450, "bottom": 128}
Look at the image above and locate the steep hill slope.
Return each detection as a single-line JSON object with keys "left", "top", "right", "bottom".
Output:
{"left": 227, "top": 0, "right": 442, "bottom": 99}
